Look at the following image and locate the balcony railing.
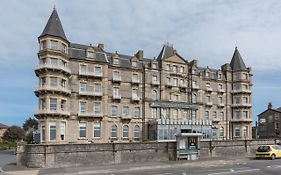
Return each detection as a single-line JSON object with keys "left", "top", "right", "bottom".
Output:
{"left": 231, "top": 103, "right": 252, "bottom": 107}
{"left": 79, "top": 90, "right": 103, "bottom": 97}
{"left": 205, "top": 102, "right": 213, "bottom": 106}
{"left": 113, "top": 94, "right": 121, "bottom": 99}
{"left": 78, "top": 112, "right": 103, "bottom": 118}
{"left": 217, "top": 89, "right": 225, "bottom": 93}
{"left": 217, "top": 103, "right": 225, "bottom": 107}
{"left": 79, "top": 70, "right": 103, "bottom": 78}
{"left": 35, "top": 85, "right": 71, "bottom": 94}
{"left": 232, "top": 89, "right": 251, "bottom": 93}
{"left": 121, "top": 115, "right": 132, "bottom": 120}
{"left": 132, "top": 79, "right": 140, "bottom": 84}
{"left": 35, "top": 109, "right": 70, "bottom": 116}
{"left": 205, "top": 87, "right": 212, "bottom": 92}
{"left": 36, "top": 63, "right": 71, "bottom": 74}
{"left": 152, "top": 81, "right": 160, "bottom": 85}
{"left": 231, "top": 117, "right": 252, "bottom": 122}
{"left": 132, "top": 95, "right": 140, "bottom": 101}
{"left": 192, "top": 84, "right": 199, "bottom": 90}
{"left": 113, "top": 76, "right": 122, "bottom": 82}
{"left": 157, "top": 119, "right": 212, "bottom": 126}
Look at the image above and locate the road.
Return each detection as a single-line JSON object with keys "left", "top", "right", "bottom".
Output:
{"left": 47, "top": 158, "right": 281, "bottom": 175}
{"left": 0, "top": 150, "right": 15, "bottom": 172}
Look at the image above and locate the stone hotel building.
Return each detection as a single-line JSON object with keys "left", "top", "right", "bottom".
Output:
{"left": 35, "top": 8, "right": 253, "bottom": 144}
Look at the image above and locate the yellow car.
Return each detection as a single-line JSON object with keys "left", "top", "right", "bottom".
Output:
{"left": 256, "top": 145, "right": 281, "bottom": 160}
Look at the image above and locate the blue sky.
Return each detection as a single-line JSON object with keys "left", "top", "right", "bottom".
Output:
{"left": 1, "top": 0, "right": 281, "bottom": 126}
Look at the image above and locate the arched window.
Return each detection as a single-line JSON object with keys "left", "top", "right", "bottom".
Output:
{"left": 152, "top": 90, "right": 157, "bottom": 100}
{"left": 134, "top": 125, "right": 140, "bottom": 138}
{"left": 123, "top": 125, "right": 129, "bottom": 138}
{"left": 111, "top": 125, "right": 117, "bottom": 138}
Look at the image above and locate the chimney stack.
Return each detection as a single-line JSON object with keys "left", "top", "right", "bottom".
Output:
{"left": 268, "top": 102, "right": 272, "bottom": 109}
{"left": 135, "top": 50, "right": 144, "bottom": 59}
{"left": 98, "top": 43, "right": 104, "bottom": 50}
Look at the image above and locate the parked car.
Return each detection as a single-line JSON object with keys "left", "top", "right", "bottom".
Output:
{"left": 256, "top": 145, "right": 281, "bottom": 160}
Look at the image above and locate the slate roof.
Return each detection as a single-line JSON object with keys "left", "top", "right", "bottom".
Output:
{"left": 40, "top": 8, "right": 68, "bottom": 42}
{"left": 230, "top": 47, "right": 247, "bottom": 71}
{"left": 0, "top": 123, "right": 8, "bottom": 129}
{"left": 157, "top": 44, "right": 175, "bottom": 60}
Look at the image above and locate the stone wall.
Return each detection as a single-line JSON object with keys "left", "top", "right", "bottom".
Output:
{"left": 17, "top": 139, "right": 274, "bottom": 168}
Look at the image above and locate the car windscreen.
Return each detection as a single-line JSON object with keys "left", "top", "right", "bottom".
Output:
{"left": 257, "top": 146, "right": 270, "bottom": 152}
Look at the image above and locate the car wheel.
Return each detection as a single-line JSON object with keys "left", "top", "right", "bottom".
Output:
{"left": 271, "top": 154, "right": 276, "bottom": 160}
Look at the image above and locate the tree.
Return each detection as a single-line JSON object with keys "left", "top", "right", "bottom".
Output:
{"left": 3, "top": 125, "right": 25, "bottom": 142}
{"left": 22, "top": 117, "right": 38, "bottom": 143}
{"left": 23, "top": 117, "right": 38, "bottom": 132}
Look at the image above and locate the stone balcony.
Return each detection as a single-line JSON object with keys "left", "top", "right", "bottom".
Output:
{"left": 35, "top": 85, "right": 71, "bottom": 96}
{"left": 35, "top": 109, "right": 70, "bottom": 116}
{"left": 79, "top": 90, "right": 103, "bottom": 97}
{"left": 231, "top": 103, "right": 252, "bottom": 108}
{"left": 78, "top": 112, "right": 103, "bottom": 118}
{"left": 79, "top": 70, "right": 103, "bottom": 78}
{"left": 35, "top": 63, "right": 71, "bottom": 75}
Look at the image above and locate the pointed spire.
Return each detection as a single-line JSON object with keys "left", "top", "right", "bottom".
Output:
{"left": 230, "top": 47, "right": 247, "bottom": 71}
{"left": 39, "top": 8, "right": 68, "bottom": 42}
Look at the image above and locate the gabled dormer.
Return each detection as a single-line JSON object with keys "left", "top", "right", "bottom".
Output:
{"left": 112, "top": 52, "right": 120, "bottom": 66}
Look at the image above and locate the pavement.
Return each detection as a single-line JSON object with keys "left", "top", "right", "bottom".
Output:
{"left": 0, "top": 156, "right": 247, "bottom": 175}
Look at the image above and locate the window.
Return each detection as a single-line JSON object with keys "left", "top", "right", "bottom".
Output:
{"left": 60, "top": 122, "right": 65, "bottom": 140}
{"left": 113, "top": 58, "right": 119, "bottom": 65}
{"left": 94, "top": 102, "right": 101, "bottom": 115}
{"left": 192, "top": 93, "right": 197, "bottom": 103}
{"left": 61, "top": 43, "right": 67, "bottom": 53}
{"left": 179, "top": 66, "right": 184, "bottom": 73}
{"left": 152, "top": 90, "right": 157, "bottom": 100}
{"left": 50, "top": 40, "right": 58, "bottom": 50}
{"left": 162, "top": 109, "right": 168, "bottom": 119}
{"left": 94, "top": 66, "right": 102, "bottom": 76}
{"left": 50, "top": 98, "right": 57, "bottom": 111}
{"left": 218, "top": 84, "right": 223, "bottom": 90}
{"left": 234, "top": 97, "right": 240, "bottom": 104}
{"left": 172, "top": 94, "right": 179, "bottom": 101}
{"left": 205, "top": 111, "right": 209, "bottom": 120}
{"left": 152, "top": 108, "right": 157, "bottom": 118}
{"left": 243, "top": 126, "right": 248, "bottom": 138}
{"left": 113, "top": 87, "right": 120, "bottom": 98}
{"left": 192, "top": 110, "right": 196, "bottom": 121}
{"left": 123, "top": 106, "right": 129, "bottom": 116}
{"left": 87, "top": 51, "right": 95, "bottom": 58}
{"left": 234, "top": 73, "right": 240, "bottom": 81}
{"left": 172, "top": 65, "right": 177, "bottom": 73}
{"left": 123, "top": 125, "right": 129, "bottom": 138}
{"left": 234, "top": 84, "right": 240, "bottom": 90}
{"left": 179, "top": 79, "right": 184, "bottom": 86}
{"left": 205, "top": 71, "right": 209, "bottom": 77}
{"left": 242, "top": 73, "right": 248, "bottom": 80}
{"left": 220, "top": 112, "right": 224, "bottom": 120}
{"left": 235, "top": 111, "right": 241, "bottom": 119}
{"left": 173, "top": 110, "right": 178, "bottom": 120}
{"left": 79, "top": 123, "right": 86, "bottom": 138}
{"left": 50, "top": 77, "right": 57, "bottom": 87}
{"left": 113, "top": 71, "right": 120, "bottom": 80}
{"left": 276, "top": 123, "right": 280, "bottom": 130}
{"left": 80, "top": 65, "right": 87, "bottom": 74}
{"left": 80, "top": 82, "right": 86, "bottom": 92}
{"left": 134, "top": 125, "right": 140, "bottom": 138}
{"left": 242, "top": 97, "right": 248, "bottom": 104}
{"left": 41, "top": 77, "right": 46, "bottom": 86}
{"left": 49, "top": 121, "right": 56, "bottom": 140}
{"left": 61, "top": 79, "right": 66, "bottom": 88}
{"left": 219, "top": 97, "right": 223, "bottom": 104}
{"left": 243, "top": 111, "right": 248, "bottom": 119}
{"left": 206, "top": 96, "right": 211, "bottom": 103}
{"left": 173, "top": 78, "right": 178, "bottom": 86}
{"left": 242, "top": 84, "right": 248, "bottom": 90}
{"left": 132, "top": 89, "right": 138, "bottom": 99}
{"left": 40, "top": 98, "right": 46, "bottom": 110}
{"left": 183, "top": 110, "right": 189, "bottom": 120}
{"left": 152, "top": 63, "right": 157, "bottom": 69}
{"left": 134, "top": 107, "right": 140, "bottom": 117}
{"left": 80, "top": 101, "right": 86, "bottom": 114}
{"left": 152, "top": 75, "right": 158, "bottom": 84}
{"left": 93, "top": 123, "right": 101, "bottom": 138}
{"left": 132, "top": 61, "right": 137, "bottom": 67}
{"left": 212, "top": 112, "right": 217, "bottom": 119}
{"left": 50, "top": 58, "right": 58, "bottom": 66}
{"left": 41, "top": 123, "right": 45, "bottom": 141}
{"left": 166, "top": 77, "right": 171, "bottom": 85}
{"left": 219, "top": 127, "right": 224, "bottom": 137}
{"left": 234, "top": 128, "right": 240, "bottom": 137}
{"left": 94, "top": 83, "right": 101, "bottom": 94}
{"left": 41, "top": 40, "right": 47, "bottom": 50}
{"left": 192, "top": 80, "right": 197, "bottom": 87}
{"left": 218, "top": 73, "right": 222, "bottom": 79}
{"left": 61, "top": 99, "right": 66, "bottom": 111}
{"left": 111, "top": 125, "right": 117, "bottom": 138}
{"left": 166, "top": 64, "right": 170, "bottom": 71}
{"left": 42, "top": 58, "right": 47, "bottom": 65}
{"left": 206, "top": 83, "right": 211, "bottom": 88}
{"left": 132, "top": 74, "right": 139, "bottom": 82}
{"left": 111, "top": 105, "right": 118, "bottom": 116}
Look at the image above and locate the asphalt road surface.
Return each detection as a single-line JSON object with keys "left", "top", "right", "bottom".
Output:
{"left": 0, "top": 150, "right": 16, "bottom": 172}
{"left": 55, "top": 158, "right": 281, "bottom": 175}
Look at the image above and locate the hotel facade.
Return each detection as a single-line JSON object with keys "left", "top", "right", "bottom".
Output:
{"left": 35, "top": 9, "right": 253, "bottom": 144}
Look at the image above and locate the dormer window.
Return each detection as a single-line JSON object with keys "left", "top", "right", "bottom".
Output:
{"left": 87, "top": 51, "right": 94, "bottom": 58}
{"left": 50, "top": 40, "right": 58, "bottom": 50}
{"left": 132, "top": 61, "right": 137, "bottom": 67}
{"left": 152, "top": 63, "right": 157, "bottom": 69}
{"left": 113, "top": 58, "right": 119, "bottom": 65}
{"left": 205, "top": 71, "right": 209, "bottom": 77}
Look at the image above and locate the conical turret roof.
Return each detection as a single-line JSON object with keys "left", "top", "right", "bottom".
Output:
{"left": 39, "top": 8, "right": 68, "bottom": 42}
{"left": 230, "top": 47, "right": 247, "bottom": 71}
